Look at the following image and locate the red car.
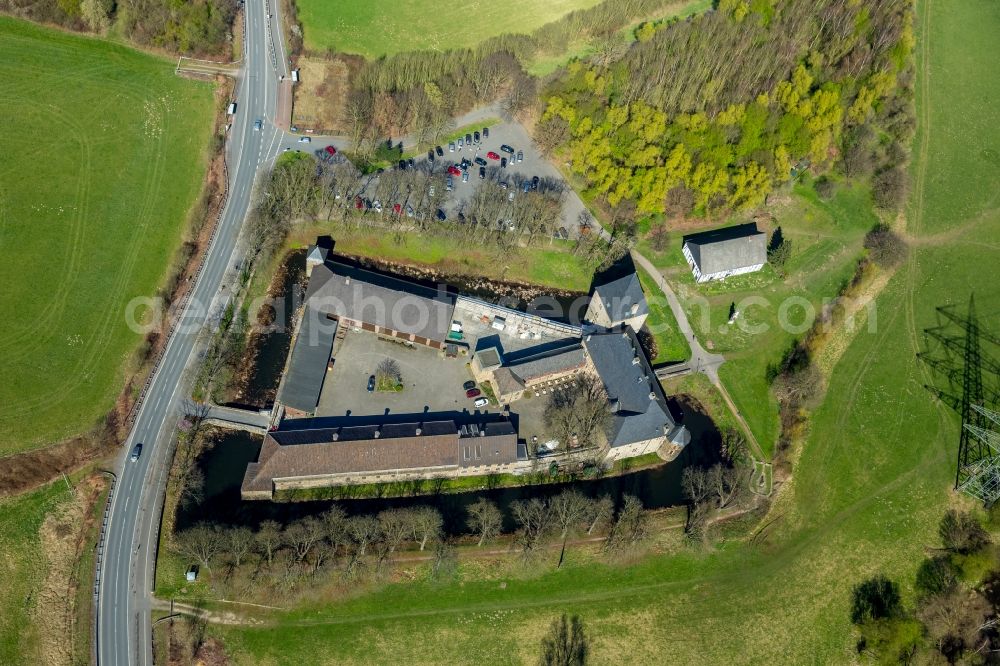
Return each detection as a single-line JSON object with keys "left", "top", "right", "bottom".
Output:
{"left": 393, "top": 203, "right": 402, "bottom": 215}
{"left": 354, "top": 196, "right": 363, "bottom": 210}
{"left": 324, "top": 145, "right": 337, "bottom": 156}
{"left": 486, "top": 151, "right": 500, "bottom": 160}
{"left": 466, "top": 388, "right": 482, "bottom": 399}
{"left": 447, "top": 165, "right": 462, "bottom": 176}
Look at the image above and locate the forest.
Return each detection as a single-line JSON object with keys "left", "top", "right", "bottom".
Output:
{"left": 537, "top": 0, "right": 916, "bottom": 219}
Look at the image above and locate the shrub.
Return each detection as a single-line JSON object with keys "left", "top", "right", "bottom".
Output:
{"left": 851, "top": 575, "right": 902, "bottom": 624}
{"left": 814, "top": 176, "right": 835, "bottom": 200}
{"left": 915, "top": 556, "right": 957, "bottom": 597}
{"left": 939, "top": 510, "right": 990, "bottom": 555}
{"left": 864, "top": 224, "right": 907, "bottom": 268}
{"left": 872, "top": 166, "right": 908, "bottom": 210}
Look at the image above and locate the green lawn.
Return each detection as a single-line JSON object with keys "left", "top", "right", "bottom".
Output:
{"left": 295, "top": 0, "right": 604, "bottom": 58}
{"left": 635, "top": 268, "right": 690, "bottom": 364}
{"left": 0, "top": 18, "right": 215, "bottom": 455}
{"left": 204, "top": 1, "right": 1000, "bottom": 662}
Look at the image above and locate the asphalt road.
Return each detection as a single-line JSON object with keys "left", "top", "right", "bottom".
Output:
{"left": 95, "top": 0, "right": 287, "bottom": 663}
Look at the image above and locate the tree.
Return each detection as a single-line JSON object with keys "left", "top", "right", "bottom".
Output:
{"left": 255, "top": 520, "right": 283, "bottom": 568}
{"left": 543, "top": 374, "right": 612, "bottom": 451}
{"left": 285, "top": 516, "right": 326, "bottom": 563}
{"left": 605, "top": 495, "right": 648, "bottom": 553}
{"left": 864, "top": 224, "right": 907, "bottom": 268}
{"left": 540, "top": 614, "right": 588, "bottom": 666}
{"left": 467, "top": 499, "right": 503, "bottom": 547}
{"left": 175, "top": 523, "right": 225, "bottom": 572}
{"left": 766, "top": 226, "right": 792, "bottom": 275}
{"left": 80, "top": 0, "right": 112, "bottom": 32}
{"left": 708, "top": 463, "right": 749, "bottom": 509}
{"left": 510, "top": 498, "right": 552, "bottom": 556}
{"left": 586, "top": 495, "right": 614, "bottom": 535}
{"left": 851, "top": 575, "right": 902, "bottom": 624}
{"left": 917, "top": 588, "right": 994, "bottom": 662}
{"left": 682, "top": 467, "right": 714, "bottom": 540}
{"left": 430, "top": 539, "right": 458, "bottom": 582}
{"left": 377, "top": 508, "right": 414, "bottom": 554}
{"left": 375, "top": 357, "right": 403, "bottom": 390}
{"left": 411, "top": 506, "right": 443, "bottom": 551}
{"left": 872, "top": 166, "right": 908, "bottom": 210}
{"left": 226, "top": 526, "right": 254, "bottom": 569}
{"left": 346, "top": 515, "right": 381, "bottom": 558}
{"left": 938, "top": 510, "right": 990, "bottom": 555}
{"left": 550, "top": 490, "right": 593, "bottom": 567}
{"left": 915, "top": 556, "right": 957, "bottom": 598}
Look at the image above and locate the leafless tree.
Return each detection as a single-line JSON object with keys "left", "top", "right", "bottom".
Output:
{"left": 375, "top": 357, "right": 403, "bottom": 388}
{"left": 346, "top": 515, "right": 381, "bottom": 558}
{"left": 510, "top": 498, "right": 553, "bottom": 556}
{"left": 467, "top": 498, "right": 503, "bottom": 547}
{"left": 254, "top": 520, "right": 283, "bottom": 568}
{"left": 682, "top": 466, "right": 715, "bottom": 539}
{"left": 708, "top": 463, "right": 750, "bottom": 509}
{"left": 285, "top": 516, "right": 326, "bottom": 563}
{"left": 551, "top": 490, "right": 593, "bottom": 567}
{"left": 175, "top": 523, "right": 225, "bottom": 572}
{"left": 411, "top": 506, "right": 443, "bottom": 551}
{"left": 226, "top": 526, "right": 254, "bottom": 568}
{"left": 587, "top": 495, "right": 614, "bottom": 535}
{"left": 544, "top": 374, "right": 612, "bottom": 452}
{"left": 604, "top": 495, "right": 648, "bottom": 553}
{"left": 377, "top": 508, "right": 414, "bottom": 554}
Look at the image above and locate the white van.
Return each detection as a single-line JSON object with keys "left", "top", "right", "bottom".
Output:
{"left": 227, "top": 102, "right": 236, "bottom": 115}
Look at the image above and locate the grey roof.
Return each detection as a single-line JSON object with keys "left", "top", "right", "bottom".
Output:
{"left": 506, "top": 344, "right": 586, "bottom": 382}
{"left": 278, "top": 307, "right": 336, "bottom": 413}
{"left": 476, "top": 347, "right": 502, "bottom": 369}
{"left": 583, "top": 329, "right": 681, "bottom": 447}
{"left": 307, "top": 244, "right": 328, "bottom": 264}
{"left": 594, "top": 272, "right": 648, "bottom": 322}
{"left": 306, "top": 261, "right": 456, "bottom": 342}
{"left": 683, "top": 223, "right": 767, "bottom": 276}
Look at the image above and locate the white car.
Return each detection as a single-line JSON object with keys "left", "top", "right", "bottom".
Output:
{"left": 474, "top": 397, "right": 489, "bottom": 408}
{"left": 448, "top": 142, "right": 455, "bottom": 152}
{"left": 298, "top": 136, "right": 311, "bottom": 143}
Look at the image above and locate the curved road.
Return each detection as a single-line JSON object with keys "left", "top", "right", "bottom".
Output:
{"left": 96, "top": 1, "right": 287, "bottom": 663}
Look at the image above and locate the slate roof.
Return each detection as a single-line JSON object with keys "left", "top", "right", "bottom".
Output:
{"left": 277, "top": 307, "right": 336, "bottom": 413}
{"left": 242, "top": 419, "right": 518, "bottom": 493}
{"left": 306, "top": 261, "right": 456, "bottom": 342}
{"left": 593, "top": 272, "right": 648, "bottom": 323}
{"left": 505, "top": 344, "right": 586, "bottom": 382}
{"left": 583, "top": 329, "right": 683, "bottom": 447}
{"left": 683, "top": 223, "right": 767, "bottom": 276}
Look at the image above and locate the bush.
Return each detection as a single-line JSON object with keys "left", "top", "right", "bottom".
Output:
{"left": 851, "top": 575, "right": 902, "bottom": 624}
{"left": 915, "top": 556, "right": 957, "bottom": 597}
{"left": 863, "top": 224, "right": 907, "bottom": 268}
{"left": 939, "top": 510, "right": 990, "bottom": 555}
{"left": 814, "top": 176, "right": 835, "bottom": 200}
{"left": 872, "top": 166, "right": 908, "bottom": 210}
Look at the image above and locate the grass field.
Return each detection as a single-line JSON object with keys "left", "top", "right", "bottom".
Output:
{"left": 0, "top": 18, "right": 215, "bottom": 455}
{"left": 203, "top": 1, "right": 1000, "bottom": 662}
{"left": 635, "top": 268, "right": 691, "bottom": 364}
{"left": 295, "top": 0, "right": 604, "bottom": 58}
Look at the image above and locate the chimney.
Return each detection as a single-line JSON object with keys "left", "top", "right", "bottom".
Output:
{"left": 480, "top": 430, "right": 486, "bottom": 437}
{"left": 331, "top": 432, "right": 339, "bottom": 441}
{"left": 415, "top": 427, "right": 422, "bottom": 436}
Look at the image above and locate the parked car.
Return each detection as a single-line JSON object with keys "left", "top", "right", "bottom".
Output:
{"left": 367, "top": 375, "right": 376, "bottom": 392}
{"left": 354, "top": 196, "right": 363, "bottom": 210}
{"left": 500, "top": 144, "right": 514, "bottom": 154}
{"left": 446, "top": 176, "right": 454, "bottom": 191}
{"left": 398, "top": 159, "right": 407, "bottom": 170}
{"left": 447, "top": 165, "right": 461, "bottom": 176}
{"left": 516, "top": 150, "right": 524, "bottom": 163}
{"left": 532, "top": 175, "right": 540, "bottom": 190}
{"left": 460, "top": 158, "right": 472, "bottom": 169}
{"left": 508, "top": 191, "right": 515, "bottom": 202}
{"left": 428, "top": 150, "right": 435, "bottom": 162}
{"left": 253, "top": 119, "right": 262, "bottom": 131}
{"left": 463, "top": 380, "right": 477, "bottom": 391}
{"left": 465, "top": 133, "right": 473, "bottom": 145}
{"left": 473, "top": 131, "right": 480, "bottom": 143}
{"left": 325, "top": 145, "right": 337, "bottom": 156}
{"left": 298, "top": 136, "right": 311, "bottom": 143}
{"left": 523, "top": 181, "right": 531, "bottom": 193}
{"left": 479, "top": 166, "right": 486, "bottom": 179}
{"left": 499, "top": 181, "right": 508, "bottom": 190}
{"left": 129, "top": 443, "right": 143, "bottom": 462}
{"left": 405, "top": 205, "right": 414, "bottom": 218}
{"left": 474, "top": 156, "right": 487, "bottom": 167}
{"left": 393, "top": 203, "right": 402, "bottom": 215}
{"left": 436, "top": 208, "right": 447, "bottom": 221}
{"left": 474, "top": 397, "right": 489, "bottom": 408}
{"left": 462, "top": 171, "right": 470, "bottom": 183}
{"left": 436, "top": 145, "right": 444, "bottom": 157}
{"left": 457, "top": 137, "right": 464, "bottom": 149}
{"left": 458, "top": 212, "right": 467, "bottom": 224}
{"left": 483, "top": 126, "right": 490, "bottom": 138}
{"left": 449, "top": 142, "right": 456, "bottom": 152}
{"left": 486, "top": 151, "right": 500, "bottom": 160}
{"left": 466, "top": 388, "right": 482, "bottom": 399}
{"left": 373, "top": 201, "right": 383, "bottom": 212}
{"left": 408, "top": 157, "right": 415, "bottom": 168}
{"left": 500, "top": 157, "right": 507, "bottom": 168}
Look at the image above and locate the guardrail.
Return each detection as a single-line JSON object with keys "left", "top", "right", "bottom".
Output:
{"left": 91, "top": 471, "right": 117, "bottom": 666}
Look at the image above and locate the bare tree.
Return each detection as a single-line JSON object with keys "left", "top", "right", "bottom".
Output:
{"left": 605, "top": 495, "right": 648, "bottom": 553}
{"left": 587, "top": 495, "right": 614, "bottom": 535}
{"left": 346, "top": 515, "right": 381, "bottom": 558}
{"left": 682, "top": 466, "right": 715, "bottom": 540}
{"left": 411, "top": 506, "right": 443, "bottom": 551}
{"left": 285, "top": 516, "right": 326, "bottom": 563}
{"left": 467, "top": 498, "right": 503, "bottom": 547}
{"left": 708, "top": 463, "right": 750, "bottom": 509}
{"left": 175, "top": 523, "right": 225, "bottom": 572}
{"left": 510, "top": 498, "right": 553, "bottom": 556}
{"left": 551, "top": 491, "right": 593, "bottom": 567}
{"left": 254, "top": 520, "right": 283, "bottom": 568}
{"left": 377, "top": 508, "right": 414, "bottom": 554}
{"left": 430, "top": 539, "right": 458, "bottom": 582}
{"left": 544, "top": 374, "right": 612, "bottom": 451}
{"left": 375, "top": 357, "right": 403, "bottom": 389}
{"left": 226, "top": 526, "right": 254, "bottom": 568}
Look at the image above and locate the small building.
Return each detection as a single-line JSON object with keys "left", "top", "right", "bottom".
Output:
{"left": 241, "top": 419, "right": 520, "bottom": 499}
{"left": 585, "top": 271, "right": 649, "bottom": 332}
{"left": 276, "top": 307, "right": 337, "bottom": 417}
{"left": 682, "top": 223, "right": 768, "bottom": 283}
{"left": 474, "top": 342, "right": 588, "bottom": 403}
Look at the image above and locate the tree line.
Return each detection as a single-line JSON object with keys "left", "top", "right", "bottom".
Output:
{"left": 681, "top": 428, "right": 755, "bottom": 541}
{"left": 2, "top": 0, "right": 237, "bottom": 56}
{"left": 172, "top": 490, "right": 654, "bottom": 595}
{"left": 850, "top": 509, "right": 1000, "bottom": 663}
{"left": 536, "top": 0, "right": 916, "bottom": 220}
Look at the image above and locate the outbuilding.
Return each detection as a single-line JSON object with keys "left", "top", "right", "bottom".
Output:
{"left": 682, "top": 223, "right": 768, "bottom": 283}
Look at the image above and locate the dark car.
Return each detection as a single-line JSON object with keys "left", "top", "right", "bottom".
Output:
{"left": 367, "top": 375, "right": 376, "bottom": 392}
{"left": 129, "top": 443, "right": 143, "bottom": 462}
{"left": 458, "top": 212, "right": 467, "bottom": 224}
{"left": 436, "top": 208, "right": 447, "bottom": 221}
{"left": 500, "top": 157, "right": 507, "bottom": 168}
{"left": 483, "top": 126, "right": 490, "bottom": 138}
{"left": 479, "top": 166, "right": 486, "bottom": 179}
{"left": 436, "top": 145, "right": 444, "bottom": 157}
{"left": 465, "top": 133, "right": 473, "bottom": 145}
{"left": 500, "top": 144, "right": 514, "bottom": 154}
{"left": 408, "top": 157, "right": 415, "bottom": 168}
{"left": 474, "top": 156, "right": 487, "bottom": 167}
{"left": 461, "top": 158, "right": 472, "bottom": 169}
{"left": 466, "top": 388, "right": 482, "bottom": 399}
{"left": 463, "top": 380, "right": 477, "bottom": 391}
{"left": 532, "top": 175, "right": 540, "bottom": 190}
{"left": 398, "top": 159, "right": 407, "bottom": 170}
{"left": 473, "top": 130, "right": 480, "bottom": 143}
{"left": 428, "top": 149, "right": 435, "bottom": 162}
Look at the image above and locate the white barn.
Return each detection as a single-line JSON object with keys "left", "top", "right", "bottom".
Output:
{"left": 682, "top": 223, "right": 768, "bottom": 283}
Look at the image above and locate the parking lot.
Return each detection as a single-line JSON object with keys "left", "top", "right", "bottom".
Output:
{"left": 315, "top": 330, "right": 492, "bottom": 419}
